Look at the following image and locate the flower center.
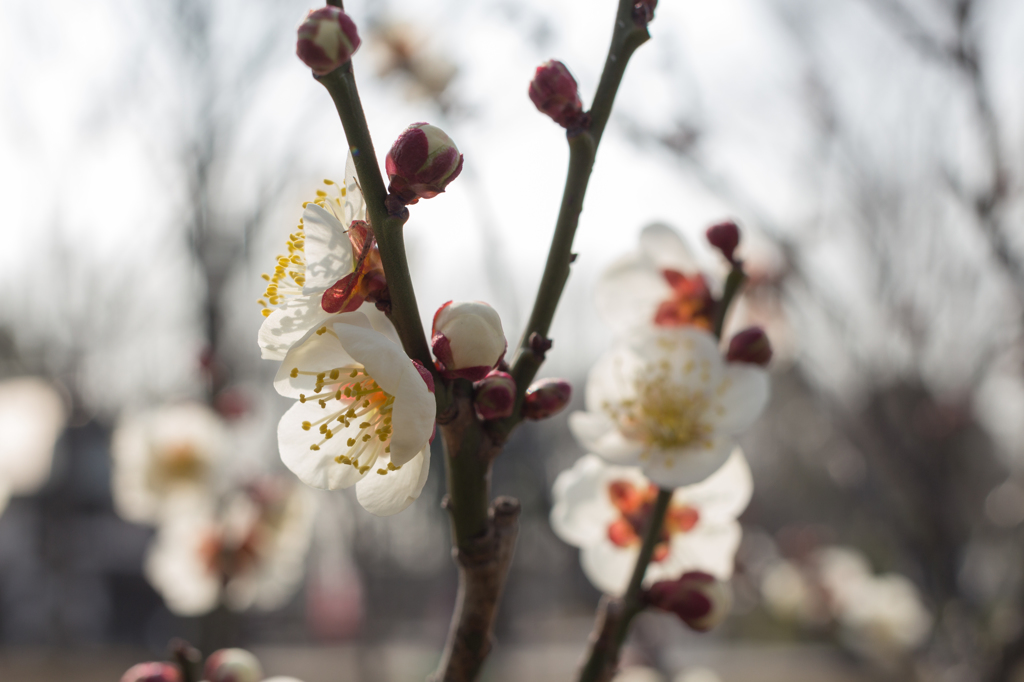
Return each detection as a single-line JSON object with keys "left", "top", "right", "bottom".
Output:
{"left": 605, "top": 357, "right": 719, "bottom": 460}
{"left": 258, "top": 181, "right": 350, "bottom": 317}
{"left": 606, "top": 480, "right": 699, "bottom": 562}
{"left": 151, "top": 442, "right": 206, "bottom": 488}
{"left": 654, "top": 269, "right": 716, "bottom": 330}
{"left": 292, "top": 331, "right": 402, "bottom": 477}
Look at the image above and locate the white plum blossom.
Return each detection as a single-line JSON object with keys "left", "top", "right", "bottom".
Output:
{"left": 0, "top": 377, "right": 66, "bottom": 514}
{"left": 569, "top": 326, "right": 768, "bottom": 488}
{"left": 111, "top": 402, "right": 229, "bottom": 525}
{"left": 145, "top": 479, "right": 316, "bottom": 616}
{"left": 550, "top": 449, "right": 752, "bottom": 596}
{"left": 259, "top": 153, "right": 380, "bottom": 360}
{"left": 431, "top": 300, "right": 507, "bottom": 380}
{"left": 276, "top": 311, "right": 435, "bottom": 516}
{"left": 595, "top": 223, "right": 717, "bottom": 335}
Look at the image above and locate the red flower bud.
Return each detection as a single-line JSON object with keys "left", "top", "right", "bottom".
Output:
{"left": 386, "top": 123, "right": 463, "bottom": 205}
{"left": 203, "top": 648, "right": 263, "bottom": 682}
{"left": 646, "top": 571, "right": 732, "bottom": 632}
{"left": 726, "top": 327, "right": 772, "bottom": 366}
{"left": 706, "top": 220, "right": 740, "bottom": 263}
{"left": 529, "top": 60, "right": 584, "bottom": 129}
{"left": 522, "top": 378, "right": 572, "bottom": 420}
{"left": 296, "top": 7, "right": 361, "bottom": 76}
{"left": 432, "top": 301, "right": 506, "bottom": 381}
{"left": 473, "top": 370, "right": 517, "bottom": 421}
{"left": 120, "top": 663, "right": 181, "bottom": 682}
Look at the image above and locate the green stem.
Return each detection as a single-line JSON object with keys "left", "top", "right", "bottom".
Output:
{"left": 577, "top": 489, "right": 672, "bottom": 682}
{"left": 499, "top": 0, "right": 649, "bottom": 437}
{"left": 316, "top": 64, "right": 442, "bottom": 409}
{"left": 713, "top": 266, "right": 747, "bottom": 339}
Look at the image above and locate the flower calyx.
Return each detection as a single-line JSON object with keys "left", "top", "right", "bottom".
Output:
{"left": 522, "top": 378, "right": 572, "bottom": 420}
{"left": 473, "top": 370, "right": 517, "bottom": 421}
{"left": 386, "top": 123, "right": 463, "bottom": 205}
{"left": 432, "top": 301, "right": 507, "bottom": 381}
{"left": 645, "top": 571, "right": 733, "bottom": 632}
{"left": 706, "top": 220, "right": 740, "bottom": 264}
{"left": 297, "top": 7, "right": 361, "bottom": 76}
{"left": 529, "top": 60, "right": 586, "bottom": 129}
{"left": 726, "top": 327, "right": 772, "bottom": 366}
{"left": 320, "top": 220, "right": 387, "bottom": 314}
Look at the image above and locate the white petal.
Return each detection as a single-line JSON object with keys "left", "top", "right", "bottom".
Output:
{"left": 344, "top": 152, "right": 365, "bottom": 222}
{"left": 274, "top": 324, "right": 359, "bottom": 398}
{"left": 581, "top": 540, "right": 638, "bottom": 597}
{"left": 583, "top": 344, "right": 643, "bottom": 412}
{"left": 278, "top": 401, "right": 372, "bottom": 490}
{"left": 643, "top": 436, "right": 734, "bottom": 489}
{"left": 569, "top": 411, "right": 644, "bottom": 464}
{"left": 638, "top": 223, "right": 699, "bottom": 272}
{"left": 258, "top": 297, "right": 334, "bottom": 360}
{"left": 549, "top": 455, "right": 623, "bottom": 548}
{"left": 630, "top": 326, "right": 724, "bottom": 393}
{"left": 673, "top": 448, "right": 753, "bottom": 523}
{"left": 356, "top": 445, "right": 431, "bottom": 516}
{"left": 651, "top": 520, "right": 743, "bottom": 582}
{"left": 594, "top": 251, "right": 672, "bottom": 333}
{"left": 712, "top": 364, "right": 770, "bottom": 434}
{"left": 333, "top": 322, "right": 435, "bottom": 465}
{"left": 301, "top": 203, "right": 354, "bottom": 294}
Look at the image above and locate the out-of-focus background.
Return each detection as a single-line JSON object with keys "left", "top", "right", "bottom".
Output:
{"left": 1, "top": 0, "right": 1024, "bottom": 680}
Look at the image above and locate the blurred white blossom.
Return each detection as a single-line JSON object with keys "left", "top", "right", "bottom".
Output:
{"left": 0, "top": 377, "right": 66, "bottom": 513}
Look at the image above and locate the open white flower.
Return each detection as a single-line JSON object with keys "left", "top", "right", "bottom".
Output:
{"left": 259, "top": 153, "right": 380, "bottom": 360}
{"left": 0, "top": 377, "right": 66, "bottom": 514}
{"left": 569, "top": 326, "right": 768, "bottom": 488}
{"left": 144, "top": 479, "right": 316, "bottom": 616}
{"left": 550, "top": 449, "right": 752, "bottom": 597}
{"left": 276, "top": 311, "right": 435, "bottom": 516}
{"left": 595, "top": 223, "right": 717, "bottom": 335}
{"left": 111, "top": 402, "right": 228, "bottom": 525}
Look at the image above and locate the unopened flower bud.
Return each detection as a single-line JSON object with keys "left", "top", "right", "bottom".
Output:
{"left": 726, "top": 327, "right": 772, "bottom": 366}
{"left": 522, "top": 378, "right": 572, "bottom": 420}
{"left": 432, "top": 301, "right": 506, "bottom": 381}
{"left": 473, "top": 370, "right": 516, "bottom": 421}
{"left": 529, "top": 60, "right": 584, "bottom": 128}
{"left": 120, "top": 663, "right": 181, "bottom": 682}
{"left": 296, "top": 7, "right": 361, "bottom": 76}
{"left": 632, "top": 0, "right": 658, "bottom": 26}
{"left": 386, "top": 123, "right": 463, "bottom": 204}
{"left": 706, "top": 220, "right": 740, "bottom": 263}
{"left": 203, "top": 648, "right": 263, "bottom": 682}
{"left": 646, "top": 572, "right": 733, "bottom": 632}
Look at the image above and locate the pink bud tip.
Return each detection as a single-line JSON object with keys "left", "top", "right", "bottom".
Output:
{"left": 203, "top": 648, "right": 263, "bottom": 682}
{"left": 386, "top": 123, "right": 463, "bottom": 205}
{"left": 706, "top": 220, "right": 741, "bottom": 262}
{"left": 120, "top": 663, "right": 181, "bottom": 682}
{"left": 297, "top": 7, "right": 361, "bottom": 76}
{"left": 726, "top": 327, "right": 772, "bottom": 366}
{"left": 522, "top": 378, "right": 572, "bottom": 420}
{"left": 646, "top": 571, "right": 731, "bottom": 632}
{"left": 473, "top": 370, "right": 517, "bottom": 421}
{"left": 529, "top": 60, "right": 584, "bottom": 129}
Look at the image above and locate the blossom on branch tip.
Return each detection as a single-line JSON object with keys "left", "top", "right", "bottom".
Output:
{"left": 276, "top": 312, "right": 435, "bottom": 516}
{"left": 595, "top": 223, "right": 717, "bottom": 335}
{"left": 120, "top": 663, "right": 181, "bottom": 682}
{"left": 473, "top": 370, "right": 516, "bottom": 421}
{"left": 203, "top": 648, "right": 262, "bottom": 682}
{"left": 431, "top": 301, "right": 507, "bottom": 381}
{"left": 529, "top": 60, "right": 584, "bottom": 129}
{"left": 726, "top": 327, "right": 772, "bottom": 366}
{"left": 646, "top": 571, "right": 733, "bottom": 632}
{"left": 259, "top": 153, "right": 386, "bottom": 360}
{"left": 522, "top": 378, "right": 572, "bottom": 420}
{"left": 296, "top": 7, "right": 361, "bottom": 76}
{"left": 569, "top": 326, "right": 768, "bottom": 488}
{"left": 386, "top": 123, "right": 463, "bottom": 204}
{"left": 550, "top": 450, "right": 752, "bottom": 596}
{"left": 706, "top": 220, "right": 740, "bottom": 263}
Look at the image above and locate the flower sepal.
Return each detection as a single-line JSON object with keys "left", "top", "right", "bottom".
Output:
{"left": 645, "top": 571, "right": 733, "bottom": 632}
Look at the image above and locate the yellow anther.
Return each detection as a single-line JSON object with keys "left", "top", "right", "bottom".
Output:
{"left": 310, "top": 444, "right": 320, "bottom": 451}
{"left": 377, "top": 469, "right": 387, "bottom": 475}
{"left": 261, "top": 309, "right": 271, "bottom": 317}
{"left": 330, "top": 369, "right": 340, "bottom": 380}
{"left": 301, "top": 421, "right": 311, "bottom": 431}
{"left": 290, "top": 368, "right": 299, "bottom": 378}
{"left": 350, "top": 369, "right": 359, "bottom": 378}
{"left": 299, "top": 394, "right": 306, "bottom": 403}
{"left": 324, "top": 429, "right": 333, "bottom": 439}
{"left": 261, "top": 273, "right": 270, "bottom": 281}
{"left": 318, "top": 399, "right": 327, "bottom": 408}
{"left": 323, "top": 179, "right": 334, "bottom": 185}
{"left": 387, "top": 462, "right": 399, "bottom": 471}
{"left": 316, "top": 190, "right": 327, "bottom": 197}
{"left": 316, "top": 326, "right": 327, "bottom": 335}
{"left": 359, "top": 465, "right": 370, "bottom": 474}
{"left": 362, "top": 434, "right": 372, "bottom": 442}
{"left": 347, "top": 438, "right": 357, "bottom": 447}
{"left": 359, "top": 422, "right": 371, "bottom": 429}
